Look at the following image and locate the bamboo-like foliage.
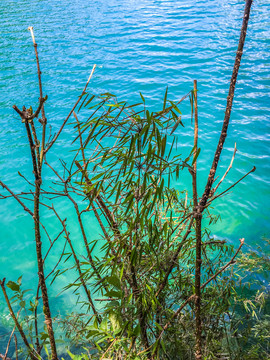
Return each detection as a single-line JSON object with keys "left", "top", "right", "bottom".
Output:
{"left": 0, "top": 1, "right": 261, "bottom": 359}
{"left": 72, "top": 91, "right": 197, "bottom": 355}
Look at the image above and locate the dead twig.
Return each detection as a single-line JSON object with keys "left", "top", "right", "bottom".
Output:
{"left": 212, "top": 143, "right": 237, "bottom": 194}
{"left": 45, "top": 64, "right": 96, "bottom": 153}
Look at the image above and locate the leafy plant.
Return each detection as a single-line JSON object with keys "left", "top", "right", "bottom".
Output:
{"left": 0, "top": 1, "right": 262, "bottom": 359}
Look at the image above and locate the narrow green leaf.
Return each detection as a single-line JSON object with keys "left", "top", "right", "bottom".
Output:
{"left": 192, "top": 147, "right": 201, "bottom": 165}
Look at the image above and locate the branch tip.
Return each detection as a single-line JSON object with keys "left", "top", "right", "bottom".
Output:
{"left": 28, "top": 26, "right": 36, "bottom": 45}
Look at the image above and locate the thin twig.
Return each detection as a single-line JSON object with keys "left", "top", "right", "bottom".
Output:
{"left": 213, "top": 142, "right": 237, "bottom": 194}
{"left": 50, "top": 205, "right": 101, "bottom": 322}
{"left": 0, "top": 279, "right": 37, "bottom": 360}
{"left": 3, "top": 311, "right": 19, "bottom": 360}
{"left": 0, "top": 181, "right": 33, "bottom": 216}
{"left": 206, "top": 166, "right": 256, "bottom": 207}
{"left": 155, "top": 217, "right": 194, "bottom": 298}
{"left": 14, "top": 335, "right": 18, "bottom": 360}
{"left": 45, "top": 64, "right": 97, "bottom": 153}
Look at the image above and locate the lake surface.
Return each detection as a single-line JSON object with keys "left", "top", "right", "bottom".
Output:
{"left": 0, "top": 0, "right": 269, "bottom": 352}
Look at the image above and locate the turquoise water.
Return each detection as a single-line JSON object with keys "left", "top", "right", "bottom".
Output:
{"left": 0, "top": 0, "right": 269, "bottom": 351}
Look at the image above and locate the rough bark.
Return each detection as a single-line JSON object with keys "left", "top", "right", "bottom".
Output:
{"left": 199, "top": 0, "right": 253, "bottom": 210}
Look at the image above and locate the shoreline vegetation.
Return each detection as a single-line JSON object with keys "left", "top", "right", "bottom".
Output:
{"left": 0, "top": 0, "right": 269, "bottom": 359}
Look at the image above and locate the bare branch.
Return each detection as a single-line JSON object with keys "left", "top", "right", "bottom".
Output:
{"left": 213, "top": 142, "right": 237, "bottom": 194}
{"left": 0, "top": 181, "right": 33, "bottom": 216}
{"left": 45, "top": 64, "right": 97, "bottom": 153}
{"left": 206, "top": 166, "right": 256, "bottom": 207}
{"left": 49, "top": 205, "right": 101, "bottom": 321}
{"left": 13, "top": 97, "right": 46, "bottom": 121}
{"left": 2, "top": 311, "right": 20, "bottom": 360}
{"left": 199, "top": 0, "right": 253, "bottom": 210}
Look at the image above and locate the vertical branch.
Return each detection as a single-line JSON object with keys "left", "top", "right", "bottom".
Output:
{"left": 192, "top": 80, "right": 203, "bottom": 360}
{"left": 192, "top": 80, "right": 198, "bottom": 209}
{"left": 33, "top": 182, "right": 58, "bottom": 359}
{"left": 7, "top": 28, "right": 97, "bottom": 360}
{"left": 30, "top": 122, "right": 41, "bottom": 173}
{"left": 199, "top": 0, "right": 253, "bottom": 209}
{"left": 14, "top": 335, "right": 18, "bottom": 360}
{"left": 28, "top": 27, "right": 47, "bottom": 166}
{"left": 14, "top": 27, "right": 58, "bottom": 359}
{"left": 34, "top": 287, "right": 41, "bottom": 354}
{"left": 192, "top": 2, "right": 253, "bottom": 352}
{"left": 76, "top": 156, "right": 150, "bottom": 350}
{"left": 24, "top": 120, "right": 39, "bottom": 181}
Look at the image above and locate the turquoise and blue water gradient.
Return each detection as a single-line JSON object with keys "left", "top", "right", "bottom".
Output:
{"left": 0, "top": 0, "right": 269, "bottom": 346}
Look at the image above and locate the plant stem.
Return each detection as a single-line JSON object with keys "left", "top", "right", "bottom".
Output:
{"left": 199, "top": 0, "right": 253, "bottom": 210}
{"left": 0, "top": 279, "right": 36, "bottom": 360}
{"left": 192, "top": 79, "right": 203, "bottom": 360}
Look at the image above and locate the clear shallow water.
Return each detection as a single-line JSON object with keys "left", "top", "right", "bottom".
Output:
{"left": 0, "top": 0, "right": 269, "bottom": 351}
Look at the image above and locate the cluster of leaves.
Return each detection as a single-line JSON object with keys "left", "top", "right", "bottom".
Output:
{"left": 52, "top": 92, "right": 245, "bottom": 359}
{"left": 2, "top": 90, "right": 269, "bottom": 360}
{"left": 226, "top": 238, "right": 270, "bottom": 359}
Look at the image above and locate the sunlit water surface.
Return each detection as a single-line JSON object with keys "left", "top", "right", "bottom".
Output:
{"left": 0, "top": 0, "right": 269, "bottom": 354}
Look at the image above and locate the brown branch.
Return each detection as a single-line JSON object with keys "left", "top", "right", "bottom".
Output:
{"left": 17, "top": 29, "right": 57, "bottom": 355}
{"left": 25, "top": 123, "right": 57, "bottom": 357}
{"left": 199, "top": 0, "right": 253, "bottom": 210}
{"left": 33, "top": 184, "right": 57, "bottom": 359}
{"left": 33, "top": 286, "right": 41, "bottom": 355}
{"left": 12, "top": 97, "right": 46, "bottom": 122}
{"left": 3, "top": 313, "right": 18, "bottom": 360}
{"left": 14, "top": 334, "right": 18, "bottom": 360}
{"left": 45, "top": 64, "right": 96, "bottom": 154}
{"left": 0, "top": 181, "right": 33, "bottom": 216}
{"left": 206, "top": 166, "right": 256, "bottom": 207}
{"left": 26, "top": 115, "right": 57, "bottom": 358}
{"left": 45, "top": 238, "right": 68, "bottom": 281}
{"left": 189, "top": 240, "right": 226, "bottom": 250}
{"left": 50, "top": 205, "right": 101, "bottom": 322}
{"left": 155, "top": 217, "right": 193, "bottom": 298}
{"left": 43, "top": 229, "right": 65, "bottom": 263}
{"left": 30, "top": 122, "right": 41, "bottom": 174}
{"left": 0, "top": 355, "right": 11, "bottom": 360}
{"left": 0, "top": 279, "right": 37, "bottom": 360}
{"left": 212, "top": 142, "right": 237, "bottom": 194}
{"left": 201, "top": 238, "right": 244, "bottom": 289}
{"left": 24, "top": 120, "right": 39, "bottom": 181}
{"left": 44, "top": 157, "right": 105, "bottom": 285}
{"left": 191, "top": 79, "right": 202, "bottom": 360}
{"left": 27, "top": 27, "right": 47, "bottom": 166}
{"left": 158, "top": 238, "right": 245, "bottom": 341}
